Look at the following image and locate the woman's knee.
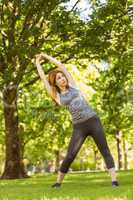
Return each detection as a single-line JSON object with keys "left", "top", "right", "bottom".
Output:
{"left": 65, "top": 153, "right": 75, "bottom": 162}
{"left": 101, "top": 147, "right": 112, "bottom": 158}
{"left": 101, "top": 148, "right": 115, "bottom": 168}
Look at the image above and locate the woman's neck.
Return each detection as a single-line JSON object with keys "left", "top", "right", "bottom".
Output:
{"left": 60, "top": 86, "right": 69, "bottom": 93}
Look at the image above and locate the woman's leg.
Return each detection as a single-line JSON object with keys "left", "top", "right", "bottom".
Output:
{"left": 53, "top": 125, "right": 87, "bottom": 187}
{"left": 90, "top": 116, "right": 118, "bottom": 185}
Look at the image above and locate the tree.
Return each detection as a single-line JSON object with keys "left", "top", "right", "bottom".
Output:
{"left": 81, "top": 0, "right": 133, "bottom": 169}
{"left": 0, "top": 0, "right": 73, "bottom": 179}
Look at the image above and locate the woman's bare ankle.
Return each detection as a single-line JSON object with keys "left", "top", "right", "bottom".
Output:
{"left": 57, "top": 171, "right": 65, "bottom": 184}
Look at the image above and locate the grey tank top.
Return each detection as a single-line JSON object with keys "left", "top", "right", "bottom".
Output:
{"left": 59, "top": 86, "right": 96, "bottom": 124}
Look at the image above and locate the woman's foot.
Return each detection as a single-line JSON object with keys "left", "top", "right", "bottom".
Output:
{"left": 51, "top": 182, "right": 61, "bottom": 188}
{"left": 112, "top": 181, "right": 119, "bottom": 187}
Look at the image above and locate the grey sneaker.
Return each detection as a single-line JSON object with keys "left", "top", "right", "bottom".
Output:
{"left": 51, "top": 182, "right": 61, "bottom": 188}
{"left": 112, "top": 181, "right": 119, "bottom": 187}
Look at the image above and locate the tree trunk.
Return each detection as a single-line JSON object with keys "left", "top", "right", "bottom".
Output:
{"left": 1, "top": 85, "right": 27, "bottom": 179}
{"left": 93, "top": 145, "right": 100, "bottom": 170}
{"left": 122, "top": 135, "right": 128, "bottom": 170}
{"left": 54, "top": 150, "right": 60, "bottom": 173}
{"left": 93, "top": 147, "right": 97, "bottom": 170}
{"left": 116, "top": 130, "right": 123, "bottom": 170}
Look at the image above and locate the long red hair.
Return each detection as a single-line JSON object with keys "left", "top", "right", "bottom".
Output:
{"left": 48, "top": 69, "right": 69, "bottom": 101}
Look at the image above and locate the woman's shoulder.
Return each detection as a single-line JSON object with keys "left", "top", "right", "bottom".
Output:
{"left": 69, "top": 83, "right": 87, "bottom": 99}
{"left": 68, "top": 83, "right": 80, "bottom": 91}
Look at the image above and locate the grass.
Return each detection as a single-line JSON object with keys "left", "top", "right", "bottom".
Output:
{"left": 0, "top": 170, "right": 133, "bottom": 200}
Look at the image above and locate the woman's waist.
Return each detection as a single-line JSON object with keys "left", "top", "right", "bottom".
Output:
{"left": 72, "top": 114, "right": 99, "bottom": 126}
{"left": 68, "top": 104, "right": 94, "bottom": 113}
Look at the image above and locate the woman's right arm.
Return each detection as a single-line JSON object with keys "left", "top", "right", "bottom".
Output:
{"left": 35, "top": 55, "right": 61, "bottom": 105}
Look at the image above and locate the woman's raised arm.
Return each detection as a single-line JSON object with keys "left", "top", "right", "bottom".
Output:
{"left": 35, "top": 55, "right": 61, "bottom": 105}
{"left": 41, "top": 53, "right": 77, "bottom": 88}
{"left": 35, "top": 55, "right": 52, "bottom": 93}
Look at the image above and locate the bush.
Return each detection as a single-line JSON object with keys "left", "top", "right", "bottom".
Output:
{"left": 71, "top": 160, "right": 96, "bottom": 171}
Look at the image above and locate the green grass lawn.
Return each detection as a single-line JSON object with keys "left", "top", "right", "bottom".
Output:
{"left": 0, "top": 170, "right": 133, "bottom": 200}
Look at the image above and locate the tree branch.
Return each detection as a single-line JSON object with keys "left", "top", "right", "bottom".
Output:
{"left": 20, "top": 76, "right": 39, "bottom": 89}
{"left": 71, "top": 0, "right": 80, "bottom": 11}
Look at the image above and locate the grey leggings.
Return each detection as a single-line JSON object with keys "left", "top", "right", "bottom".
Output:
{"left": 60, "top": 115, "right": 115, "bottom": 173}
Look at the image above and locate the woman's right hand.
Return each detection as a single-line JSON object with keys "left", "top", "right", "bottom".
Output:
{"left": 35, "top": 54, "right": 44, "bottom": 65}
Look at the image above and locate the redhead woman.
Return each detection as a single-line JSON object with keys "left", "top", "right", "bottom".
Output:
{"left": 35, "top": 53, "right": 119, "bottom": 188}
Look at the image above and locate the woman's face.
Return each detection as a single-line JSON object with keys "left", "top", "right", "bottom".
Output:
{"left": 55, "top": 72, "right": 68, "bottom": 88}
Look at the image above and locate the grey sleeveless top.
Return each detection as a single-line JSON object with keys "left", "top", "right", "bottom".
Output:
{"left": 59, "top": 86, "right": 96, "bottom": 124}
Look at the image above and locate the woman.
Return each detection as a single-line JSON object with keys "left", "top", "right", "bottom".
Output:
{"left": 35, "top": 53, "right": 119, "bottom": 188}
